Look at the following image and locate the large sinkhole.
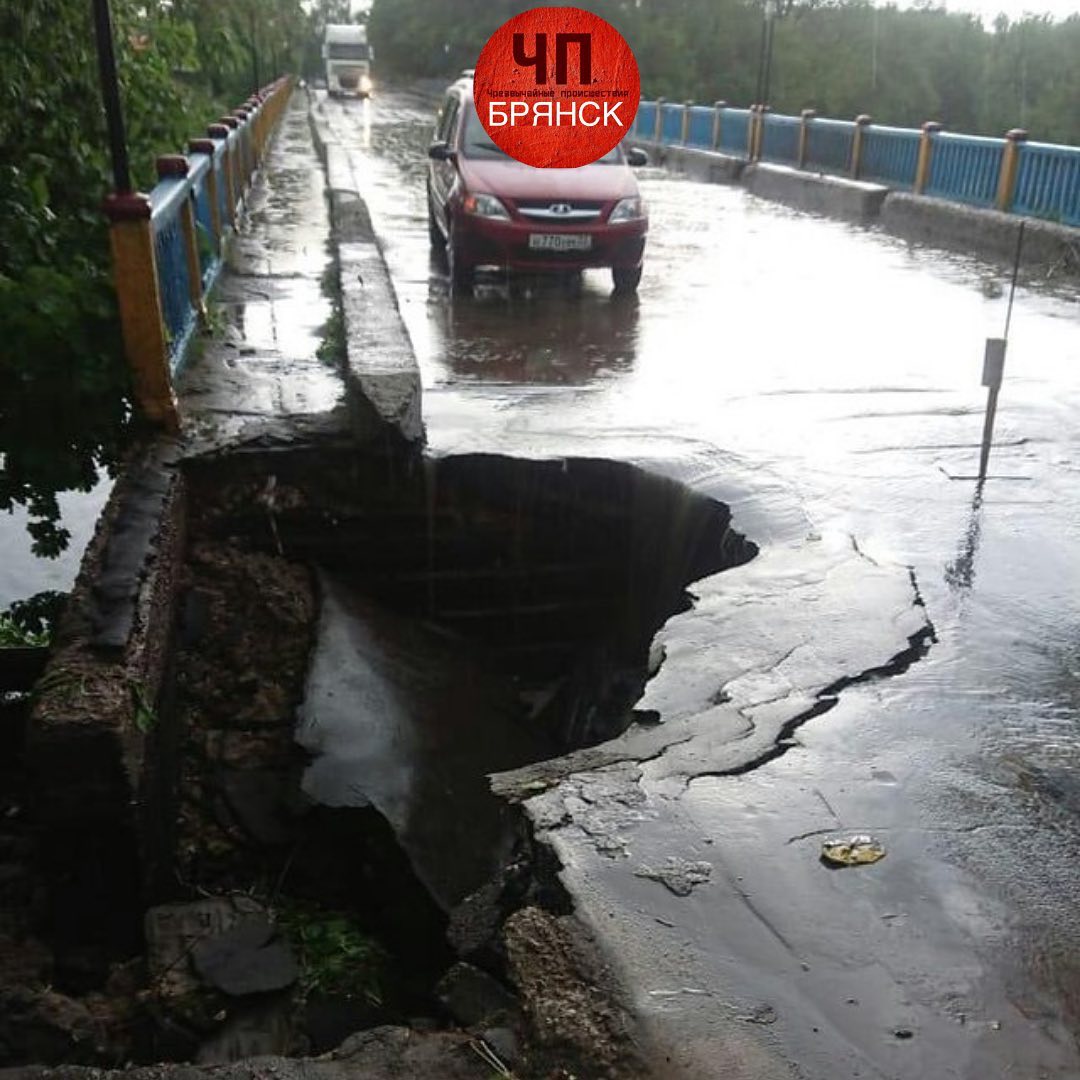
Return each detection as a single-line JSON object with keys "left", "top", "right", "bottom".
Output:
{"left": 4, "top": 449, "right": 756, "bottom": 1068}
{"left": 166, "top": 448, "right": 757, "bottom": 1054}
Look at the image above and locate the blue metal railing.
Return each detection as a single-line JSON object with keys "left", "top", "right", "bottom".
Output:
{"left": 660, "top": 102, "right": 682, "bottom": 143}
{"left": 719, "top": 108, "right": 751, "bottom": 155}
{"left": 188, "top": 154, "right": 219, "bottom": 290}
{"left": 806, "top": 118, "right": 855, "bottom": 174}
{"left": 632, "top": 97, "right": 1080, "bottom": 227}
{"left": 150, "top": 184, "right": 197, "bottom": 371}
{"left": 760, "top": 113, "right": 800, "bottom": 165}
{"left": 635, "top": 101, "right": 657, "bottom": 140}
{"left": 687, "top": 105, "right": 714, "bottom": 148}
{"left": 144, "top": 80, "right": 286, "bottom": 373}
{"left": 860, "top": 125, "right": 920, "bottom": 187}
{"left": 926, "top": 132, "right": 1003, "bottom": 207}
{"left": 1013, "top": 142, "right": 1080, "bottom": 227}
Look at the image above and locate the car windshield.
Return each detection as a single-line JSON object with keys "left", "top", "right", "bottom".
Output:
{"left": 460, "top": 105, "right": 622, "bottom": 164}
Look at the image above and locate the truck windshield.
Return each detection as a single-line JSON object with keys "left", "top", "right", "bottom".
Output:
{"left": 327, "top": 43, "right": 370, "bottom": 60}
{"left": 461, "top": 105, "right": 621, "bottom": 163}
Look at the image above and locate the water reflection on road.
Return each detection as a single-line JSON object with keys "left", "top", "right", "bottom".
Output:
{"left": 324, "top": 88, "right": 1080, "bottom": 1077}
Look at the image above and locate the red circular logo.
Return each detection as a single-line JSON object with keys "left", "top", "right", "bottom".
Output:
{"left": 473, "top": 6, "right": 640, "bottom": 169}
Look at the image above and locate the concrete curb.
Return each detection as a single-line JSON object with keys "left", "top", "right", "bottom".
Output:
{"left": 634, "top": 139, "right": 745, "bottom": 183}
{"left": 27, "top": 438, "right": 187, "bottom": 897}
{"left": 881, "top": 191, "right": 1080, "bottom": 270}
{"left": 308, "top": 98, "right": 423, "bottom": 445}
{"left": 744, "top": 162, "right": 888, "bottom": 223}
{"left": 628, "top": 135, "right": 1080, "bottom": 272}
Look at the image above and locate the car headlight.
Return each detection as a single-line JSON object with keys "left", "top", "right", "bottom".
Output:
{"left": 609, "top": 197, "right": 645, "bottom": 223}
{"left": 360, "top": 74, "right": 373, "bottom": 92}
{"left": 463, "top": 193, "right": 510, "bottom": 220}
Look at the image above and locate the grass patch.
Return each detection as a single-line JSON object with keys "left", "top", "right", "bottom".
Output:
{"left": 275, "top": 901, "right": 385, "bottom": 1005}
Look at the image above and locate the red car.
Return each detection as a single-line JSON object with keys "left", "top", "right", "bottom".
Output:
{"left": 427, "top": 74, "right": 649, "bottom": 294}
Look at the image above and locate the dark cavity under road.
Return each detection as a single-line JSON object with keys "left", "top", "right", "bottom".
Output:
{"left": 319, "top": 87, "right": 1080, "bottom": 1079}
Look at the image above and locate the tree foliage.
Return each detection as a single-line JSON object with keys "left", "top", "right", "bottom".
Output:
{"left": 368, "top": 0, "right": 1080, "bottom": 145}
{"left": 0, "top": 0, "right": 308, "bottom": 559}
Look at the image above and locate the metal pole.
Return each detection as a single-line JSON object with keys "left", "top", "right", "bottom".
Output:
{"left": 761, "top": 13, "right": 777, "bottom": 107}
{"left": 91, "top": 0, "right": 132, "bottom": 193}
{"left": 978, "top": 221, "right": 1025, "bottom": 481}
{"left": 754, "top": 10, "right": 769, "bottom": 105}
{"left": 250, "top": 9, "right": 260, "bottom": 93}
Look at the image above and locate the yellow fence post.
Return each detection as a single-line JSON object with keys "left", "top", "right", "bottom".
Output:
{"left": 996, "top": 128, "right": 1028, "bottom": 212}
{"left": 103, "top": 194, "right": 180, "bottom": 432}
{"left": 654, "top": 96, "right": 665, "bottom": 143}
{"left": 798, "top": 108, "right": 816, "bottom": 169}
{"left": 681, "top": 100, "right": 692, "bottom": 144}
{"left": 851, "top": 113, "right": 872, "bottom": 178}
{"left": 712, "top": 100, "right": 727, "bottom": 151}
{"left": 754, "top": 106, "right": 770, "bottom": 162}
{"left": 914, "top": 120, "right": 942, "bottom": 194}
{"left": 157, "top": 155, "right": 205, "bottom": 326}
{"left": 189, "top": 138, "right": 222, "bottom": 249}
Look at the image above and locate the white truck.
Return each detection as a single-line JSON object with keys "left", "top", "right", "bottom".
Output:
{"left": 323, "top": 24, "right": 373, "bottom": 98}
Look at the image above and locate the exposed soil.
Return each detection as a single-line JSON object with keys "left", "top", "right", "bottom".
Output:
{"left": 1, "top": 446, "right": 757, "bottom": 1078}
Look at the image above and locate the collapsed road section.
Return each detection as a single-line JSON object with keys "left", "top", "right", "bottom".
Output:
{"left": 2, "top": 86, "right": 935, "bottom": 1080}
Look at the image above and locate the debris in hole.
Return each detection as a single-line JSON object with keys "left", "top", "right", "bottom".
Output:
{"left": 634, "top": 856, "right": 712, "bottom": 896}
{"left": 191, "top": 916, "right": 299, "bottom": 997}
{"left": 820, "top": 834, "right": 886, "bottom": 868}
{"left": 893, "top": 1027, "right": 914, "bottom": 1039}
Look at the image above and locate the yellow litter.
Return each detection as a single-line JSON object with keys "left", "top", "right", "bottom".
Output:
{"left": 821, "top": 834, "right": 886, "bottom": 867}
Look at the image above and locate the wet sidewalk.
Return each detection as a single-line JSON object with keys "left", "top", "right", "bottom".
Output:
{"left": 177, "top": 93, "right": 348, "bottom": 455}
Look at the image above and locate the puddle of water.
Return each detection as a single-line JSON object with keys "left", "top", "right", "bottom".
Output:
{"left": 0, "top": 475, "right": 114, "bottom": 609}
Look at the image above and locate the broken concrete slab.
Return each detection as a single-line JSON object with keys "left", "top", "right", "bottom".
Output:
{"left": 145, "top": 896, "right": 267, "bottom": 999}
{"left": 490, "top": 532, "right": 933, "bottom": 1079}
{"left": 191, "top": 917, "right": 298, "bottom": 997}
{"left": 436, "top": 962, "right": 520, "bottom": 1028}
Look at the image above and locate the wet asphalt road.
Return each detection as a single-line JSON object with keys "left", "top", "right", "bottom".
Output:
{"left": 327, "top": 87, "right": 1080, "bottom": 1078}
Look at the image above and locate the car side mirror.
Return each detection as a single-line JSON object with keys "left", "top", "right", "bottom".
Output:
{"left": 428, "top": 142, "right": 457, "bottom": 162}
{"left": 627, "top": 147, "right": 649, "bottom": 167}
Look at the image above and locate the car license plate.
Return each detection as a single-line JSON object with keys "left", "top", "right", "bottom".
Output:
{"left": 528, "top": 233, "right": 592, "bottom": 252}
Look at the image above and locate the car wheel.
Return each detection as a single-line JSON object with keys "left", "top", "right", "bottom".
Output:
{"left": 447, "top": 225, "right": 473, "bottom": 295}
{"left": 612, "top": 265, "right": 642, "bottom": 294}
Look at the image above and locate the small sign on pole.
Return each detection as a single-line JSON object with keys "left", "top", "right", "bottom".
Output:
{"left": 982, "top": 338, "right": 1006, "bottom": 389}
{"left": 976, "top": 222, "right": 1024, "bottom": 482}
{"left": 978, "top": 338, "right": 1006, "bottom": 480}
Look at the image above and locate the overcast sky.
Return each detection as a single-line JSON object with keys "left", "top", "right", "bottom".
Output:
{"left": 333, "top": 0, "right": 1079, "bottom": 27}
{"left": 939, "top": 0, "right": 1078, "bottom": 21}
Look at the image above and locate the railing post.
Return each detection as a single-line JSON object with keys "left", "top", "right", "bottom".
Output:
{"left": 914, "top": 120, "right": 942, "bottom": 194}
{"left": 681, "top": 100, "right": 692, "bottom": 144}
{"left": 851, "top": 114, "right": 872, "bottom": 179}
{"left": 712, "top": 100, "right": 727, "bottom": 151}
{"left": 753, "top": 105, "right": 769, "bottom": 162}
{"left": 189, "top": 138, "right": 222, "bottom": 250}
{"left": 208, "top": 123, "right": 237, "bottom": 229}
{"left": 748, "top": 105, "right": 759, "bottom": 160}
{"left": 103, "top": 193, "right": 180, "bottom": 432}
{"left": 798, "top": 109, "right": 816, "bottom": 169}
{"left": 219, "top": 116, "right": 242, "bottom": 211}
{"left": 233, "top": 108, "right": 254, "bottom": 182}
{"left": 157, "top": 154, "right": 206, "bottom": 328}
{"left": 996, "top": 128, "right": 1028, "bottom": 212}
{"left": 654, "top": 96, "right": 665, "bottom": 143}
